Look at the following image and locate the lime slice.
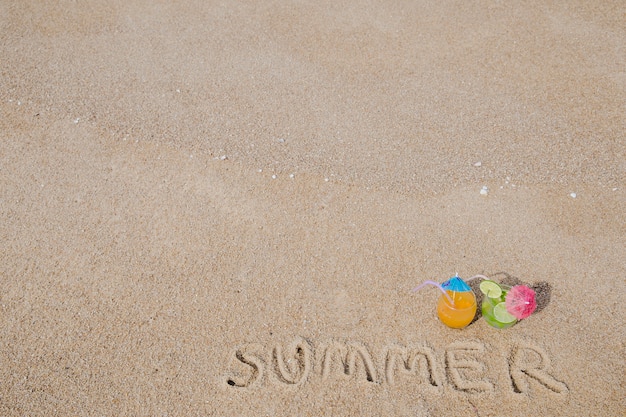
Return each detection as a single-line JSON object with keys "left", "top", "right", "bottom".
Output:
{"left": 493, "top": 302, "right": 517, "bottom": 323}
{"left": 479, "top": 280, "right": 502, "bottom": 298}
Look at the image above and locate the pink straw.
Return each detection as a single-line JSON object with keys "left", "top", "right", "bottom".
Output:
{"left": 412, "top": 280, "right": 454, "bottom": 305}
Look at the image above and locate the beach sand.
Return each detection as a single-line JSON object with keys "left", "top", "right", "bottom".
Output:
{"left": 1, "top": 1, "right": 624, "bottom": 415}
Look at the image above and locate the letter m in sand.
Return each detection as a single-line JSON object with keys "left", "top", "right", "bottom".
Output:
{"left": 385, "top": 345, "right": 441, "bottom": 386}
{"left": 321, "top": 342, "right": 378, "bottom": 383}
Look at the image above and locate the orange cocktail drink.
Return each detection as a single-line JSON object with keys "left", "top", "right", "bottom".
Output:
{"left": 436, "top": 289, "right": 477, "bottom": 329}
{"left": 412, "top": 275, "right": 478, "bottom": 329}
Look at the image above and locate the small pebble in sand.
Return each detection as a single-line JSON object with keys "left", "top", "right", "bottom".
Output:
{"left": 473, "top": 161, "right": 482, "bottom": 167}
{"left": 258, "top": 169, "right": 263, "bottom": 173}
{"left": 219, "top": 155, "right": 227, "bottom": 160}
{"left": 73, "top": 118, "right": 80, "bottom": 124}
{"left": 570, "top": 192, "right": 577, "bottom": 198}
{"left": 289, "top": 173, "right": 295, "bottom": 179}
{"left": 480, "top": 185, "right": 489, "bottom": 195}
{"left": 272, "top": 174, "right": 277, "bottom": 179}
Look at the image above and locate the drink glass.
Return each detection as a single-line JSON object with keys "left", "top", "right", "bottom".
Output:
{"left": 481, "top": 284, "right": 517, "bottom": 329}
{"left": 436, "top": 290, "right": 477, "bottom": 329}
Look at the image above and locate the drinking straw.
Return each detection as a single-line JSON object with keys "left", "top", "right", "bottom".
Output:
{"left": 412, "top": 280, "right": 454, "bottom": 305}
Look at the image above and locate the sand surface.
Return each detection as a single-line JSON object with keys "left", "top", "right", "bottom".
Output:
{"left": 1, "top": 1, "right": 625, "bottom": 416}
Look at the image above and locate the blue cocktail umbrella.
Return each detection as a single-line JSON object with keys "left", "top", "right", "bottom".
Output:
{"left": 412, "top": 275, "right": 472, "bottom": 305}
{"left": 441, "top": 276, "right": 472, "bottom": 292}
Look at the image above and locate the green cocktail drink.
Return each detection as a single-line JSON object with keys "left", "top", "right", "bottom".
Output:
{"left": 480, "top": 282, "right": 517, "bottom": 329}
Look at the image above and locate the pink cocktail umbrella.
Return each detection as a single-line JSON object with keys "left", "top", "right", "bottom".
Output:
{"left": 505, "top": 285, "right": 537, "bottom": 319}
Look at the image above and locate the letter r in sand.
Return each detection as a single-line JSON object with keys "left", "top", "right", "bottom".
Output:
{"left": 509, "top": 343, "right": 568, "bottom": 394}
